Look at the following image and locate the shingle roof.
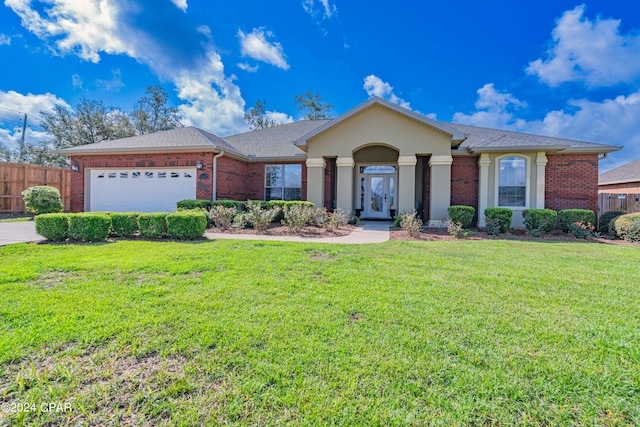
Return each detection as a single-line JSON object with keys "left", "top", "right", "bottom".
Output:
{"left": 222, "top": 120, "right": 329, "bottom": 159}
{"left": 445, "top": 122, "right": 619, "bottom": 153}
{"left": 599, "top": 158, "right": 640, "bottom": 184}
{"left": 58, "top": 126, "right": 242, "bottom": 156}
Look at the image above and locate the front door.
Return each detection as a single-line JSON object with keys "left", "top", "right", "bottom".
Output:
{"left": 363, "top": 175, "right": 395, "bottom": 219}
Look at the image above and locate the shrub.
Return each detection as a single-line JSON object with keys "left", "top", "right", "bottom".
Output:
{"left": 568, "top": 220, "right": 594, "bottom": 239}
{"left": 247, "top": 200, "right": 268, "bottom": 210}
{"left": 319, "top": 208, "right": 348, "bottom": 231}
{"left": 138, "top": 213, "right": 168, "bottom": 238}
{"left": 282, "top": 204, "right": 315, "bottom": 233}
{"left": 447, "top": 220, "right": 468, "bottom": 239}
{"left": 177, "top": 199, "right": 213, "bottom": 211}
{"left": 21, "top": 186, "right": 64, "bottom": 214}
{"left": 267, "top": 200, "right": 287, "bottom": 222}
{"left": 246, "top": 203, "right": 278, "bottom": 232}
{"left": 558, "top": 209, "right": 595, "bottom": 233}
{"left": 110, "top": 212, "right": 139, "bottom": 237}
{"left": 35, "top": 213, "right": 69, "bottom": 241}
{"left": 484, "top": 208, "right": 512, "bottom": 233}
{"left": 522, "top": 209, "right": 557, "bottom": 237}
{"left": 166, "top": 211, "right": 207, "bottom": 239}
{"left": 400, "top": 210, "right": 423, "bottom": 239}
{"left": 484, "top": 219, "right": 502, "bottom": 236}
{"left": 211, "top": 200, "right": 245, "bottom": 211}
{"left": 447, "top": 205, "right": 475, "bottom": 229}
{"left": 209, "top": 205, "right": 237, "bottom": 229}
{"left": 598, "top": 210, "right": 626, "bottom": 234}
{"left": 232, "top": 212, "right": 252, "bottom": 229}
{"left": 612, "top": 212, "right": 640, "bottom": 242}
{"left": 68, "top": 213, "right": 111, "bottom": 241}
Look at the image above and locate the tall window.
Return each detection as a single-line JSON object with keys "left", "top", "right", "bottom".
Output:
{"left": 498, "top": 156, "right": 526, "bottom": 207}
{"left": 265, "top": 164, "right": 302, "bottom": 200}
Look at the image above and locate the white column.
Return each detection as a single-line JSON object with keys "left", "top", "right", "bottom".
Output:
{"left": 536, "top": 152, "right": 548, "bottom": 209}
{"left": 305, "top": 158, "right": 325, "bottom": 208}
{"left": 477, "top": 153, "right": 491, "bottom": 227}
{"left": 428, "top": 155, "right": 453, "bottom": 227}
{"left": 397, "top": 155, "right": 417, "bottom": 215}
{"left": 336, "top": 157, "right": 354, "bottom": 214}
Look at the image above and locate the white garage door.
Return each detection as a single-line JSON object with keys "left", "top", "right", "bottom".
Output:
{"left": 89, "top": 168, "right": 197, "bottom": 212}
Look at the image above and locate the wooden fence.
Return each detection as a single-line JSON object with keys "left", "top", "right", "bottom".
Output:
{"left": 599, "top": 192, "right": 640, "bottom": 216}
{"left": 0, "top": 162, "right": 71, "bottom": 213}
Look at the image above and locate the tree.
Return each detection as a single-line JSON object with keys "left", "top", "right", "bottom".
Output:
{"left": 244, "top": 100, "right": 278, "bottom": 130}
{"left": 294, "top": 91, "right": 333, "bottom": 120}
{"left": 132, "top": 85, "right": 182, "bottom": 135}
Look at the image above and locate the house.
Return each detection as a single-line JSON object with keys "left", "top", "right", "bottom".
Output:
{"left": 599, "top": 158, "right": 640, "bottom": 194}
{"left": 58, "top": 97, "right": 621, "bottom": 227}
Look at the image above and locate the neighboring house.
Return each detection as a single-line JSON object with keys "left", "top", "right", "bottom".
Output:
{"left": 58, "top": 97, "right": 621, "bottom": 227}
{"left": 598, "top": 158, "right": 640, "bottom": 193}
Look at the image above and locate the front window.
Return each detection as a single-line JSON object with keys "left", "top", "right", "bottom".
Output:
{"left": 498, "top": 156, "right": 526, "bottom": 207}
{"left": 265, "top": 164, "right": 302, "bottom": 201}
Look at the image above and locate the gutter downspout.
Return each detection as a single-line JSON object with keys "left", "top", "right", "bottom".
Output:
{"left": 212, "top": 150, "right": 224, "bottom": 201}
{"left": 599, "top": 153, "right": 608, "bottom": 160}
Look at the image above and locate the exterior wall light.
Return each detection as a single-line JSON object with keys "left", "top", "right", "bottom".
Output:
{"left": 196, "top": 160, "right": 204, "bottom": 170}
{"left": 71, "top": 163, "right": 80, "bottom": 172}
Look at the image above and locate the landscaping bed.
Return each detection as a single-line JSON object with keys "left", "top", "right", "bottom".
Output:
{"left": 206, "top": 223, "right": 356, "bottom": 237}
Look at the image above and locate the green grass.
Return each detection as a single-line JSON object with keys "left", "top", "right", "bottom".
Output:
{"left": 0, "top": 239, "right": 638, "bottom": 426}
{"left": 0, "top": 214, "right": 33, "bottom": 223}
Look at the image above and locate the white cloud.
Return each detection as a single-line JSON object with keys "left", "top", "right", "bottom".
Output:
{"left": 238, "top": 28, "right": 289, "bottom": 70}
{"left": 71, "top": 74, "right": 83, "bottom": 89}
{"left": 452, "top": 83, "right": 528, "bottom": 130}
{"left": 0, "top": 90, "right": 70, "bottom": 150}
{"left": 302, "top": 0, "right": 336, "bottom": 20}
{"left": 266, "top": 111, "right": 294, "bottom": 125}
{"left": 237, "top": 62, "right": 259, "bottom": 73}
{"left": 526, "top": 5, "right": 640, "bottom": 87}
{"left": 5, "top": 0, "right": 249, "bottom": 135}
{"left": 170, "top": 0, "right": 187, "bottom": 12}
{"left": 0, "top": 34, "right": 11, "bottom": 45}
{"left": 95, "top": 68, "right": 124, "bottom": 92}
{"left": 363, "top": 75, "right": 411, "bottom": 109}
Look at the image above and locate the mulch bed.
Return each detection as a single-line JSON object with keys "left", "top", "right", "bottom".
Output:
{"left": 206, "top": 223, "right": 356, "bottom": 237}
{"left": 390, "top": 227, "right": 640, "bottom": 246}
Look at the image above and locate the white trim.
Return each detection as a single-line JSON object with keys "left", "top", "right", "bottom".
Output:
{"left": 356, "top": 163, "right": 398, "bottom": 213}
{"left": 477, "top": 153, "right": 491, "bottom": 227}
{"left": 336, "top": 157, "right": 355, "bottom": 168}
{"left": 305, "top": 158, "right": 326, "bottom": 168}
{"left": 397, "top": 155, "right": 417, "bottom": 166}
{"left": 535, "top": 152, "right": 547, "bottom": 209}
{"left": 429, "top": 155, "right": 453, "bottom": 166}
{"left": 494, "top": 153, "right": 531, "bottom": 209}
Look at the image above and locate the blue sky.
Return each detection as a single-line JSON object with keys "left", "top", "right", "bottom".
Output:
{"left": 1, "top": 0, "right": 640, "bottom": 171}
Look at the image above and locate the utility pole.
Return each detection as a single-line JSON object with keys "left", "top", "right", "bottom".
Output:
{"left": 20, "top": 113, "right": 27, "bottom": 162}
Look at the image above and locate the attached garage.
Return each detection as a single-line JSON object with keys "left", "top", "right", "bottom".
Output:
{"left": 87, "top": 167, "right": 196, "bottom": 212}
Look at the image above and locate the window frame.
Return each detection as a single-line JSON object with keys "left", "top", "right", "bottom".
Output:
{"left": 495, "top": 154, "right": 530, "bottom": 209}
{"left": 264, "top": 164, "right": 303, "bottom": 201}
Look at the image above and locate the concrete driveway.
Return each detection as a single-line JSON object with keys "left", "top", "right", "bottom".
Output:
{"left": 0, "top": 221, "right": 44, "bottom": 246}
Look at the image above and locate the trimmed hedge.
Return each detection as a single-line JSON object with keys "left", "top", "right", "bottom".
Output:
{"left": 35, "top": 213, "right": 69, "bottom": 241}
{"left": 177, "top": 199, "right": 213, "bottom": 211}
{"left": 111, "top": 212, "right": 139, "bottom": 237}
{"left": 558, "top": 209, "right": 596, "bottom": 232}
{"left": 68, "top": 213, "right": 111, "bottom": 241}
{"left": 138, "top": 213, "right": 168, "bottom": 238}
{"left": 447, "top": 205, "right": 475, "bottom": 228}
{"left": 166, "top": 211, "right": 207, "bottom": 239}
{"left": 22, "top": 186, "right": 64, "bottom": 214}
{"left": 598, "top": 210, "right": 626, "bottom": 234}
{"left": 267, "top": 200, "right": 313, "bottom": 222}
{"left": 612, "top": 212, "right": 640, "bottom": 242}
{"left": 484, "top": 208, "right": 513, "bottom": 233}
{"left": 522, "top": 209, "right": 557, "bottom": 235}
{"left": 212, "top": 200, "right": 246, "bottom": 211}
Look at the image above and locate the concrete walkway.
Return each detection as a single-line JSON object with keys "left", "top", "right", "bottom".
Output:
{"left": 205, "top": 221, "right": 392, "bottom": 244}
{"left": 0, "top": 221, "right": 44, "bottom": 246}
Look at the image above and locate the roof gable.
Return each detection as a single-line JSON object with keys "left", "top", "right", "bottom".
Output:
{"left": 599, "top": 158, "right": 640, "bottom": 184}
{"left": 295, "top": 97, "right": 468, "bottom": 147}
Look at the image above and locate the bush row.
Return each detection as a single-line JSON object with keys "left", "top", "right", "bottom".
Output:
{"left": 35, "top": 211, "right": 207, "bottom": 242}
{"left": 611, "top": 212, "right": 640, "bottom": 242}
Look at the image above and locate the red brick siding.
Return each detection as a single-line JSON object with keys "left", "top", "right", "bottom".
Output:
{"left": 69, "top": 152, "right": 213, "bottom": 212}
{"left": 215, "top": 156, "right": 247, "bottom": 200}
{"left": 451, "top": 156, "right": 479, "bottom": 208}
{"left": 324, "top": 158, "right": 336, "bottom": 210}
{"left": 421, "top": 156, "right": 430, "bottom": 222}
{"left": 545, "top": 154, "right": 599, "bottom": 211}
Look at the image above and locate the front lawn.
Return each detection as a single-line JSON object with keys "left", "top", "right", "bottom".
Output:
{"left": 0, "top": 240, "right": 638, "bottom": 426}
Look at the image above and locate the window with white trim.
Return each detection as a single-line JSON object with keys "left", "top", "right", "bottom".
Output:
{"left": 265, "top": 164, "right": 302, "bottom": 201}
{"left": 498, "top": 156, "right": 526, "bottom": 207}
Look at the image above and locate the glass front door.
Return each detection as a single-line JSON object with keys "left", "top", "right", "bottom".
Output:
{"left": 363, "top": 175, "right": 395, "bottom": 219}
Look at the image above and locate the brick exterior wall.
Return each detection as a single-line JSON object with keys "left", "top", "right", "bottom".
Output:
{"left": 69, "top": 153, "right": 306, "bottom": 212}
{"left": 451, "top": 156, "right": 479, "bottom": 210}
{"left": 545, "top": 154, "right": 599, "bottom": 211}
{"left": 421, "top": 156, "right": 430, "bottom": 222}
{"left": 324, "top": 158, "right": 336, "bottom": 210}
